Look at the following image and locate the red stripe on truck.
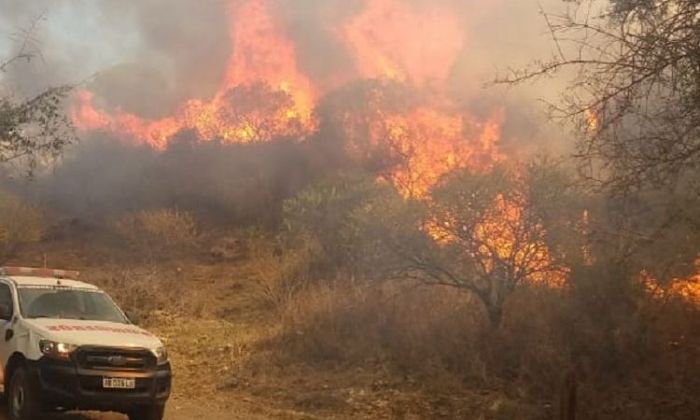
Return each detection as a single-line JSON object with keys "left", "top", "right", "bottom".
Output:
{"left": 47, "top": 324, "right": 153, "bottom": 336}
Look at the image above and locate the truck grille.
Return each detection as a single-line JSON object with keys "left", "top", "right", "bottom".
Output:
{"left": 75, "top": 347, "right": 155, "bottom": 371}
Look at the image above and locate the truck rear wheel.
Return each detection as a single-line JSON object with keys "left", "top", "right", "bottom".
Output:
{"left": 7, "top": 367, "right": 43, "bottom": 420}
{"left": 127, "top": 404, "right": 165, "bottom": 420}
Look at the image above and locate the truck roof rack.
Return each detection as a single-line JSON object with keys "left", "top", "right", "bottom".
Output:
{"left": 0, "top": 266, "right": 80, "bottom": 280}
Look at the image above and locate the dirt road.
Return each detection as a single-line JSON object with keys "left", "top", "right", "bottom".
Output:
{"left": 0, "top": 400, "right": 240, "bottom": 420}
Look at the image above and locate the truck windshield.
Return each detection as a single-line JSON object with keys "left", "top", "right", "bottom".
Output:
{"left": 18, "top": 287, "right": 128, "bottom": 323}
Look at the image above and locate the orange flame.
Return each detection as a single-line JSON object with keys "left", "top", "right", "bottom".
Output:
{"left": 69, "top": 0, "right": 575, "bottom": 288}
{"left": 223, "top": 0, "right": 316, "bottom": 122}
{"left": 341, "top": 0, "right": 464, "bottom": 84}
{"left": 72, "top": 0, "right": 316, "bottom": 149}
{"left": 474, "top": 194, "right": 566, "bottom": 287}
{"left": 373, "top": 108, "right": 505, "bottom": 198}
{"left": 642, "top": 258, "right": 700, "bottom": 305}
{"left": 584, "top": 109, "right": 599, "bottom": 132}
{"left": 426, "top": 192, "right": 566, "bottom": 287}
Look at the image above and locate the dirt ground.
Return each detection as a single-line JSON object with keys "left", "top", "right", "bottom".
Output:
{"left": 0, "top": 399, "right": 265, "bottom": 419}
{"left": 0, "top": 232, "right": 543, "bottom": 420}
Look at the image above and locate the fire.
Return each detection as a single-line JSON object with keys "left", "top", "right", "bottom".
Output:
{"left": 642, "top": 257, "right": 700, "bottom": 305}
{"left": 426, "top": 191, "right": 566, "bottom": 287}
{"left": 473, "top": 194, "right": 566, "bottom": 287}
{"left": 223, "top": 0, "right": 316, "bottom": 121}
{"left": 71, "top": 0, "right": 316, "bottom": 149}
{"left": 68, "top": 0, "right": 573, "bottom": 288}
{"left": 70, "top": 90, "right": 110, "bottom": 131}
{"left": 585, "top": 109, "right": 599, "bottom": 132}
{"left": 70, "top": 0, "right": 504, "bottom": 198}
{"left": 373, "top": 107, "right": 505, "bottom": 198}
{"left": 71, "top": 0, "right": 474, "bottom": 155}
{"left": 341, "top": 0, "right": 464, "bottom": 84}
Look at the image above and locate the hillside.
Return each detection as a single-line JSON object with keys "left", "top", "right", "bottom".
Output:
{"left": 7, "top": 222, "right": 545, "bottom": 420}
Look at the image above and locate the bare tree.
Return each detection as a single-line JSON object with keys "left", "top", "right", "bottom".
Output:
{"left": 498, "top": 0, "right": 700, "bottom": 191}
{"left": 362, "top": 165, "right": 577, "bottom": 327}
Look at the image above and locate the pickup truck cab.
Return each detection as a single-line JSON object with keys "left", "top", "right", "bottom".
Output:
{"left": 0, "top": 267, "right": 171, "bottom": 420}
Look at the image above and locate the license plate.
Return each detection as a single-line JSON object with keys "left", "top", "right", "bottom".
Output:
{"left": 102, "top": 378, "right": 136, "bottom": 389}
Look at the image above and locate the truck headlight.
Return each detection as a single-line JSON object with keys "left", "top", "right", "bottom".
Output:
{"left": 152, "top": 346, "right": 168, "bottom": 365}
{"left": 39, "top": 339, "right": 78, "bottom": 360}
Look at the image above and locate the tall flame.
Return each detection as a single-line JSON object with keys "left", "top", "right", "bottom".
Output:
{"left": 68, "top": 0, "right": 576, "bottom": 288}
{"left": 72, "top": 0, "right": 316, "bottom": 149}
{"left": 223, "top": 0, "right": 316, "bottom": 122}
{"left": 341, "top": 0, "right": 464, "bottom": 84}
{"left": 373, "top": 108, "right": 505, "bottom": 198}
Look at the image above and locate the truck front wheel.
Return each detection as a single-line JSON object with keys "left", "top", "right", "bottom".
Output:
{"left": 127, "top": 404, "right": 165, "bottom": 420}
{"left": 7, "top": 366, "right": 43, "bottom": 420}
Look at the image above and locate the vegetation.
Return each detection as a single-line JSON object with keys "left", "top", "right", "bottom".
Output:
{"left": 1, "top": 1, "right": 699, "bottom": 418}
{"left": 112, "top": 208, "right": 198, "bottom": 257}
{"left": 500, "top": 0, "right": 700, "bottom": 192}
{"left": 0, "top": 188, "right": 43, "bottom": 263}
{"left": 1, "top": 42, "right": 75, "bottom": 173}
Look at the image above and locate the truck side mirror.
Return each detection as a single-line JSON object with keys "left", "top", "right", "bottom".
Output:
{"left": 125, "top": 311, "right": 140, "bottom": 325}
{"left": 0, "top": 303, "right": 12, "bottom": 321}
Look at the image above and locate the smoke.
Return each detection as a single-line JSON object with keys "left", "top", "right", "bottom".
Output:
{"left": 0, "top": 0, "right": 230, "bottom": 116}
{"left": 1, "top": 0, "right": 567, "bottom": 104}
{"left": 0, "top": 0, "right": 574, "bottom": 221}
{"left": 9, "top": 132, "right": 316, "bottom": 226}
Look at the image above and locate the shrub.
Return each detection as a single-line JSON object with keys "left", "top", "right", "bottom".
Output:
{"left": 246, "top": 230, "right": 321, "bottom": 307}
{"left": 112, "top": 208, "right": 198, "bottom": 257}
{"left": 278, "top": 281, "right": 486, "bottom": 372}
{"left": 282, "top": 173, "right": 395, "bottom": 277}
{"left": 0, "top": 189, "right": 44, "bottom": 262}
{"left": 269, "top": 264, "right": 700, "bottom": 420}
{"left": 87, "top": 265, "right": 207, "bottom": 321}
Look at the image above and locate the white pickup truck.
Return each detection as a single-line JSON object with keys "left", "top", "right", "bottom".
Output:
{"left": 0, "top": 267, "right": 171, "bottom": 420}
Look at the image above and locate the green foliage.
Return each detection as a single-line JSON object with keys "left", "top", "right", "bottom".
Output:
{"left": 282, "top": 173, "right": 399, "bottom": 276}
{"left": 283, "top": 163, "right": 586, "bottom": 327}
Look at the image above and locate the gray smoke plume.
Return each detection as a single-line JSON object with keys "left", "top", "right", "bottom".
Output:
{"left": 1, "top": 0, "right": 568, "bottom": 106}
{"left": 0, "top": 0, "right": 574, "bottom": 220}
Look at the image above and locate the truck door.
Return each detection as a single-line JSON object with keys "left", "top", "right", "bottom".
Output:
{"left": 0, "top": 282, "right": 15, "bottom": 385}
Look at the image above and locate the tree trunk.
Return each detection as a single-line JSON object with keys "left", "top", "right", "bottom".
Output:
{"left": 558, "top": 368, "right": 577, "bottom": 420}
{"left": 486, "top": 304, "right": 503, "bottom": 328}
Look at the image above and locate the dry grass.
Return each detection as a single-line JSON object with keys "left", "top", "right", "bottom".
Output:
{"left": 0, "top": 189, "right": 44, "bottom": 263}
{"left": 86, "top": 265, "right": 195, "bottom": 319}
{"left": 112, "top": 208, "right": 198, "bottom": 258}
{"left": 279, "top": 281, "right": 489, "bottom": 375}
{"left": 9, "top": 220, "right": 700, "bottom": 419}
{"left": 266, "top": 276, "right": 700, "bottom": 419}
{"left": 246, "top": 233, "right": 320, "bottom": 307}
